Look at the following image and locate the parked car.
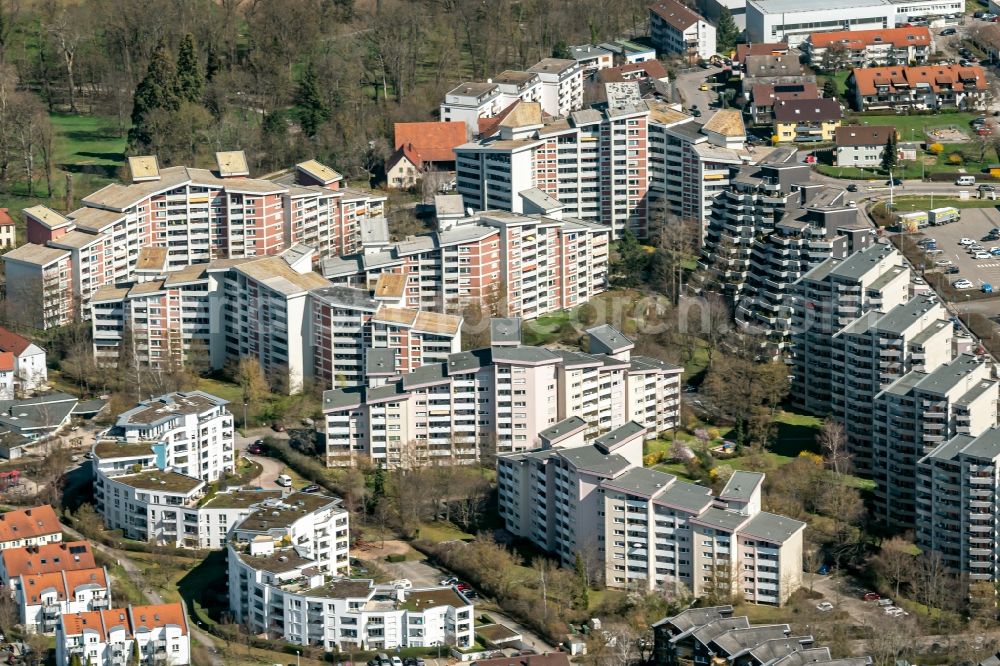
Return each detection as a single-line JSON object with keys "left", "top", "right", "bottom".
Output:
{"left": 935, "top": 259, "right": 952, "bottom": 266}
{"left": 302, "top": 483, "right": 321, "bottom": 493}
{"left": 847, "top": 183, "right": 859, "bottom": 192}
{"left": 940, "top": 27, "right": 957, "bottom": 35}
{"left": 247, "top": 443, "right": 263, "bottom": 455}
{"left": 816, "top": 601, "right": 834, "bottom": 612}
{"left": 984, "top": 283, "right": 994, "bottom": 294}
{"left": 271, "top": 421, "right": 285, "bottom": 432}
{"left": 817, "top": 563, "right": 831, "bottom": 575}
{"left": 990, "top": 248, "right": 1000, "bottom": 256}
{"left": 947, "top": 265, "right": 961, "bottom": 274}
{"left": 974, "top": 251, "right": 991, "bottom": 259}
{"left": 886, "top": 178, "right": 902, "bottom": 186}
{"left": 960, "top": 237, "right": 975, "bottom": 245}
{"left": 974, "top": 11, "right": 986, "bottom": 18}
{"left": 390, "top": 579, "right": 413, "bottom": 590}
{"left": 440, "top": 577, "right": 459, "bottom": 586}
{"left": 276, "top": 474, "right": 293, "bottom": 487}
{"left": 863, "top": 592, "right": 881, "bottom": 601}
{"left": 954, "top": 279, "right": 975, "bottom": 289}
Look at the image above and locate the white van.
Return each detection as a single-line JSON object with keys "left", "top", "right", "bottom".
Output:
{"left": 956, "top": 175, "right": 976, "bottom": 186}
{"left": 276, "top": 474, "right": 292, "bottom": 487}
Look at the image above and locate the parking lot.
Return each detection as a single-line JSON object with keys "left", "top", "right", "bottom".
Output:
{"left": 916, "top": 207, "right": 1000, "bottom": 289}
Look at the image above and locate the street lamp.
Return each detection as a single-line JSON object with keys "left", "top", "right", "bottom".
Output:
{"left": 297, "top": 650, "right": 301, "bottom": 666}
{"left": 243, "top": 401, "right": 248, "bottom": 429}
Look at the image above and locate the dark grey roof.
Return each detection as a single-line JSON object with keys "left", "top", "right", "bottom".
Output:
{"left": 692, "top": 507, "right": 750, "bottom": 532}
{"left": 490, "top": 346, "right": 560, "bottom": 364}
{"left": 652, "top": 605, "right": 733, "bottom": 632}
{"left": 594, "top": 421, "right": 645, "bottom": 452}
{"left": 490, "top": 318, "right": 522, "bottom": 345}
{"left": 720, "top": 471, "right": 763, "bottom": 503}
{"left": 740, "top": 512, "right": 806, "bottom": 544}
{"left": 655, "top": 480, "right": 713, "bottom": 514}
{"left": 446, "top": 349, "right": 493, "bottom": 374}
{"left": 601, "top": 467, "right": 676, "bottom": 497}
{"left": 557, "top": 445, "right": 632, "bottom": 477}
{"left": 366, "top": 349, "right": 397, "bottom": 376}
{"left": 310, "top": 285, "right": 379, "bottom": 311}
{"left": 690, "top": 618, "right": 753, "bottom": 646}
{"left": 630, "top": 355, "right": 682, "bottom": 373}
{"left": 914, "top": 353, "right": 985, "bottom": 397}
{"left": 401, "top": 363, "right": 449, "bottom": 389}
{"left": 72, "top": 399, "right": 107, "bottom": 415}
{"left": 710, "top": 625, "right": 792, "bottom": 657}
{"left": 586, "top": 324, "right": 634, "bottom": 354}
{"left": 871, "top": 295, "right": 940, "bottom": 336}
{"left": 747, "top": 637, "right": 814, "bottom": 664}
{"left": 366, "top": 383, "right": 407, "bottom": 403}
{"left": 539, "top": 416, "right": 587, "bottom": 443}
{"left": 322, "top": 387, "right": 364, "bottom": 411}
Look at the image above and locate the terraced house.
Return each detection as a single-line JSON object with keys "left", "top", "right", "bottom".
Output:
{"left": 848, "top": 64, "right": 988, "bottom": 112}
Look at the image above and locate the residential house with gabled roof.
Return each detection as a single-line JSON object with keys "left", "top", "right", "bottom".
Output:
{"left": 0, "top": 208, "right": 14, "bottom": 248}
{"left": 773, "top": 97, "right": 843, "bottom": 142}
{"left": 0, "top": 505, "right": 61, "bottom": 550}
{"left": 835, "top": 125, "right": 898, "bottom": 167}
{"left": 848, "top": 64, "right": 988, "bottom": 112}
{"left": 56, "top": 603, "right": 190, "bottom": 666}
{"left": 18, "top": 566, "right": 111, "bottom": 633}
{"left": 0, "top": 326, "right": 47, "bottom": 393}
{"left": 386, "top": 121, "right": 467, "bottom": 189}
{"left": 804, "top": 26, "right": 933, "bottom": 69}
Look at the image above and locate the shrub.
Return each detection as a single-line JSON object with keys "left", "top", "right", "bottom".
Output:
{"left": 386, "top": 554, "right": 405, "bottom": 563}
{"left": 928, "top": 142, "right": 944, "bottom": 154}
{"left": 947, "top": 152, "right": 964, "bottom": 165}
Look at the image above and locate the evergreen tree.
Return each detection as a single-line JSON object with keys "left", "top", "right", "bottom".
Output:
{"left": 552, "top": 40, "right": 570, "bottom": 59}
{"left": 69, "top": 654, "right": 82, "bottom": 666}
{"left": 716, "top": 7, "right": 739, "bottom": 53}
{"left": 822, "top": 77, "right": 838, "bottom": 100}
{"left": 176, "top": 33, "right": 204, "bottom": 103}
{"left": 129, "top": 39, "right": 180, "bottom": 148}
{"left": 573, "top": 552, "right": 590, "bottom": 610}
{"left": 296, "top": 62, "right": 330, "bottom": 138}
{"left": 880, "top": 132, "right": 899, "bottom": 174}
{"left": 205, "top": 42, "right": 221, "bottom": 82}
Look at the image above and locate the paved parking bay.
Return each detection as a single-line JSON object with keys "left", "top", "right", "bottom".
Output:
{"left": 916, "top": 207, "right": 1000, "bottom": 288}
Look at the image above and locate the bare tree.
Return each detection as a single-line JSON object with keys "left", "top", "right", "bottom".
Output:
{"left": 817, "top": 417, "right": 851, "bottom": 476}
{"left": 873, "top": 535, "right": 917, "bottom": 599}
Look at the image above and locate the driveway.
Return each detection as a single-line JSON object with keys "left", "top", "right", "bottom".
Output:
{"left": 246, "top": 454, "right": 284, "bottom": 490}
{"left": 672, "top": 65, "right": 722, "bottom": 119}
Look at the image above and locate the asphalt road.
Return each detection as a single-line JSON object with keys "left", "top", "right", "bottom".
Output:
{"left": 672, "top": 65, "right": 723, "bottom": 119}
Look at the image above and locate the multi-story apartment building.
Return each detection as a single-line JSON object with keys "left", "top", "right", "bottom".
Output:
{"left": 916, "top": 427, "right": 1000, "bottom": 588}
{"left": 804, "top": 26, "right": 933, "bottom": 69}
{"left": 772, "top": 98, "right": 843, "bottom": 143}
{"left": 230, "top": 491, "right": 351, "bottom": 574}
{"left": 748, "top": 82, "right": 821, "bottom": 127}
{"left": 454, "top": 98, "right": 650, "bottom": 237}
{"left": 56, "top": 603, "right": 190, "bottom": 666}
{"left": 497, "top": 427, "right": 806, "bottom": 604}
{"left": 699, "top": 160, "right": 874, "bottom": 354}
{"left": 874, "top": 354, "right": 998, "bottom": 530}
{"left": 321, "top": 323, "right": 681, "bottom": 466}
{"left": 603, "top": 470, "right": 805, "bottom": 604}
{"left": 228, "top": 543, "right": 474, "bottom": 651}
{"left": 835, "top": 125, "right": 899, "bottom": 168}
{"left": 0, "top": 541, "right": 96, "bottom": 587}
{"left": 321, "top": 208, "right": 610, "bottom": 320}
{"left": 0, "top": 505, "right": 62, "bottom": 551}
{"left": 1, "top": 244, "right": 74, "bottom": 330}
{"left": 789, "top": 243, "right": 910, "bottom": 414}
{"left": 92, "top": 246, "right": 461, "bottom": 393}
{"left": 18, "top": 567, "right": 111, "bottom": 633}
{"left": 652, "top": 605, "right": 873, "bottom": 666}
{"left": 831, "top": 295, "right": 953, "bottom": 477}
{"left": 6, "top": 153, "right": 385, "bottom": 331}
{"left": 100, "top": 391, "right": 235, "bottom": 483}
{"left": 440, "top": 59, "right": 584, "bottom": 132}
{"left": 848, "top": 64, "right": 988, "bottom": 112}
{"left": 648, "top": 0, "right": 718, "bottom": 61}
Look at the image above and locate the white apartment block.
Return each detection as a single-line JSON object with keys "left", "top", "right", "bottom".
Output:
{"left": 230, "top": 492, "right": 351, "bottom": 575}
{"left": 321, "top": 322, "right": 681, "bottom": 467}
{"left": 321, "top": 209, "right": 610, "bottom": 321}
{"left": 7, "top": 153, "right": 385, "bottom": 331}
{"left": 874, "top": 354, "right": 998, "bottom": 530}
{"left": 603, "top": 470, "right": 805, "bottom": 605}
{"left": 103, "top": 391, "right": 235, "bottom": 483}
{"left": 440, "top": 60, "right": 583, "bottom": 133}
{"left": 917, "top": 427, "right": 1000, "bottom": 588}
{"left": 830, "top": 295, "right": 953, "bottom": 478}
{"left": 18, "top": 567, "right": 111, "bottom": 633}
{"left": 229, "top": 546, "right": 474, "bottom": 651}
{"left": 790, "top": 243, "right": 910, "bottom": 415}
{"left": 0, "top": 505, "right": 62, "bottom": 551}
{"left": 649, "top": 0, "right": 718, "bottom": 61}
{"left": 91, "top": 246, "right": 461, "bottom": 394}
{"left": 454, "top": 100, "right": 650, "bottom": 237}
{"left": 526, "top": 59, "right": 584, "bottom": 118}
{"left": 56, "top": 603, "right": 191, "bottom": 666}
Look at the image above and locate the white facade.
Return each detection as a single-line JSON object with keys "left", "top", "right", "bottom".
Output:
{"left": 18, "top": 567, "right": 111, "bottom": 633}
{"left": 440, "top": 83, "right": 504, "bottom": 130}
{"left": 649, "top": 0, "right": 718, "bottom": 60}
{"left": 322, "top": 324, "right": 682, "bottom": 466}
{"left": 746, "top": 0, "right": 893, "bottom": 46}
{"left": 56, "top": 603, "right": 191, "bottom": 666}
{"left": 526, "top": 59, "right": 584, "bottom": 118}
{"left": 0, "top": 505, "right": 62, "bottom": 551}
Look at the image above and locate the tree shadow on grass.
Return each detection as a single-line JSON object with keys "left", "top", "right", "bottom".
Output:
{"left": 178, "top": 550, "right": 229, "bottom": 622}
{"left": 772, "top": 419, "right": 822, "bottom": 458}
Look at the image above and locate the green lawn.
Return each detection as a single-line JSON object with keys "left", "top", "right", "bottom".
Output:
{"left": 415, "top": 520, "right": 474, "bottom": 543}
{"left": 847, "top": 112, "right": 980, "bottom": 140}
{"left": 521, "top": 310, "right": 573, "bottom": 346}
{"left": 871, "top": 196, "right": 999, "bottom": 215}
{"left": 818, "top": 71, "right": 850, "bottom": 98}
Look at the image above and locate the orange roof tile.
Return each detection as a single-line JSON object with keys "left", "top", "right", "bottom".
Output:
{"left": 61, "top": 610, "right": 107, "bottom": 639}
{"left": 0, "top": 352, "right": 14, "bottom": 373}
{"left": 810, "top": 26, "right": 931, "bottom": 50}
{"left": 0, "top": 209, "right": 13, "bottom": 227}
{"left": 851, "top": 64, "right": 986, "bottom": 97}
{"left": 130, "top": 602, "right": 188, "bottom": 635}
{"left": 0, "top": 505, "right": 60, "bottom": 543}
{"left": 64, "top": 567, "right": 109, "bottom": 594}
{"left": 394, "top": 122, "right": 467, "bottom": 163}
{"left": 20, "top": 567, "right": 107, "bottom": 603}
{"left": 0, "top": 326, "right": 34, "bottom": 356}
{"left": 1, "top": 541, "right": 95, "bottom": 578}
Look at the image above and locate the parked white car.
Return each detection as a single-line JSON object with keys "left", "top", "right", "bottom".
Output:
{"left": 816, "top": 601, "right": 834, "bottom": 612}
{"left": 960, "top": 238, "right": 975, "bottom": 245}
{"left": 389, "top": 578, "right": 413, "bottom": 590}
{"left": 975, "top": 251, "right": 991, "bottom": 259}
{"left": 954, "top": 279, "right": 975, "bottom": 289}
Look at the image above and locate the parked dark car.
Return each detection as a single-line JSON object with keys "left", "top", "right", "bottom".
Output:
{"left": 846, "top": 183, "right": 859, "bottom": 192}
{"left": 946, "top": 265, "right": 960, "bottom": 274}
{"left": 940, "top": 27, "right": 957, "bottom": 35}
{"left": 886, "top": 178, "right": 902, "bottom": 186}
{"left": 302, "top": 483, "right": 321, "bottom": 493}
